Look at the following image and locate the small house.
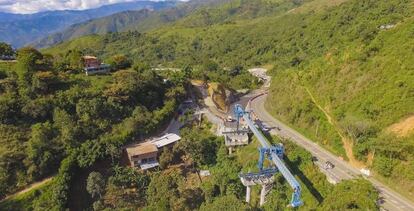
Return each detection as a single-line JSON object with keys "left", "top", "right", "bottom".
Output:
{"left": 126, "top": 142, "right": 159, "bottom": 170}
{"left": 83, "top": 56, "right": 100, "bottom": 68}
{"left": 82, "top": 55, "right": 110, "bottom": 75}
{"left": 125, "top": 133, "right": 181, "bottom": 170}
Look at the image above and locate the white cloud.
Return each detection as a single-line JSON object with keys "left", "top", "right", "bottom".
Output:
{"left": 0, "top": 0, "right": 176, "bottom": 14}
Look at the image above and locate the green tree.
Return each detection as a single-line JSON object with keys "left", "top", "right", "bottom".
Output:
{"left": 202, "top": 59, "right": 218, "bottom": 72}
{"left": 132, "top": 62, "right": 150, "bottom": 73}
{"left": 320, "top": 179, "right": 379, "bottom": 210}
{"left": 24, "top": 122, "right": 60, "bottom": 180}
{"left": 182, "top": 64, "right": 193, "bottom": 79}
{"left": 15, "top": 47, "right": 43, "bottom": 94}
{"left": 87, "top": 172, "right": 106, "bottom": 199}
{"left": 0, "top": 42, "right": 14, "bottom": 57}
{"left": 66, "top": 50, "right": 83, "bottom": 70}
{"left": 199, "top": 195, "right": 249, "bottom": 211}
{"left": 159, "top": 148, "right": 174, "bottom": 169}
{"left": 173, "top": 188, "right": 205, "bottom": 210}
{"left": 31, "top": 71, "right": 60, "bottom": 95}
{"left": 146, "top": 169, "right": 184, "bottom": 209}
{"left": 0, "top": 125, "right": 26, "bottom": 197}
{"left": 21, "top": 97, "right": 53, "bottom": 122}
{"left": 0, "top": 92, "right": 20, "bottom": 124}
{"left": 103, "top": 166, "right": 150, "bottom": 209}
{"left": 108, "top": 54, "right": 131, "bottom": 70}
{"left": 373, "top": 155, "right": 395, "bottom": 177}
{"left": 174, "top": 127, "right": 218, "bottom": 167}
{"left": 105, "top": 70, "right": 165, "bottom": 109}
{"left": 53, "top": 108, "right": 79, "bottom": 149}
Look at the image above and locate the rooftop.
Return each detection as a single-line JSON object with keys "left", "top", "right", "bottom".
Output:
{"left": 150, "top": 133, "right": 181, "bottom": 148}
{"left": 83, "top": 55, "right": 98, "bottom": 60}
{"left": 126, "top": 142, "right": 158, "bottom": 157}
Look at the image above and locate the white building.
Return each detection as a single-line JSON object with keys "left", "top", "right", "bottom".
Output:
{"left": 150, "top": 133, "right": 181, "bottom": 149}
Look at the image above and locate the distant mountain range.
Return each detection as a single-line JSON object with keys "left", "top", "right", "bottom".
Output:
{"left": 33, "top": 0, "right": 230, "bottom": 48}
{"left": 32, "top": 10, "right": 154, "bottom": 48}
{"left": 0, "top": 1, "right": 179, "bottom": 47}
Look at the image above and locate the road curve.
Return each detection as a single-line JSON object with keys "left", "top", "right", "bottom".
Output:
{"left": 249, "top": 93, "right": 414, "bottom": 211}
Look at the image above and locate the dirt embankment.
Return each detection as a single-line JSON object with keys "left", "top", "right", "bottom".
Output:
{"left": 304, "top": 87, "right": 366, "bottom": 169}
{"left": 207, "top": 82, "right": 234, "bottom": 112}
{"left": 388, "top": 115, "right": 414, "bottom": 137}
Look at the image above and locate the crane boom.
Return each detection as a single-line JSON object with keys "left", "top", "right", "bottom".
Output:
{"left": 235, "top": 104, "right": 303, "bottom": 207}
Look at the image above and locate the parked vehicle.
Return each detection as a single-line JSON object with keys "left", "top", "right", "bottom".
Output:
{"left": 227, "top": 116, "right": 234, "bottom": 122}
{"left": 261, "top": 123, "right": 270, "bottom": 132}
{"left": 360, "top": 168, "right": 371, "bottom": 177}
{"left": 324, "top": 161, "right": 335, "bottom": 169}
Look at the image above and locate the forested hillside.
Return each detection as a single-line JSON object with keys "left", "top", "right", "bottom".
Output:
{"left": 44, "top": 0, "right": 414, "bottom": 198}
{"left": 0, "top": 46, "right": 187, "bottom": 206}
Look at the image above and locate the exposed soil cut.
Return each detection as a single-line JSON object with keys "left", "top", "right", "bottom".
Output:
{"left": 304, "top": 87, "right": 365, "bottom": 169}
{"left": 388, "top": 115, "right": 414, "bottom": 137}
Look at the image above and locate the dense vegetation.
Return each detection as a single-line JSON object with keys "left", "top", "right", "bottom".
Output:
{"left": 1, "top": 118, "right": 379, "bottom": 210}
{"left": 0, "top": 45, "right": 188, "bottom": 208}
{"left": 44, "top": 0, "right": 414, "bottom": 197}
{"left": 98, "top": 123, "right": 378, "bottom": 210}
{"left": 0, "top": 0, "right": 411, "bottom": 209}
{"left": 0, "top": 42, "right": 14, "bottom": 57}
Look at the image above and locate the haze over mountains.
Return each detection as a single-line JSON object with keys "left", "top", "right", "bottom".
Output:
{"left": 33, "top": 0, "right": 231, "bottom": 48}
{"left": 0, "top": 1, "right": 179, "bottom": 47}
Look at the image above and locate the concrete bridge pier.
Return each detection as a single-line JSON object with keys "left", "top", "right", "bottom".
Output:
{"left": 260, "top": 183, "right": 273, "bottom": 206}
{"left": 223, "top": 127, "right": 249, "bottom": 155}
{"left": 228, "top": 147, "right": 233, "bottom": 154}
{"left": 246, "top": 186, "right": 251, "bottom": 203}
{"left": 240, "top": 171, "right": 276, "bottom": 206}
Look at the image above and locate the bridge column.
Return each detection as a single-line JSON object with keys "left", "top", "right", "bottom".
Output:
{"left": 260, "top": 183, "right": 273, "bottom": 206}
{"left": 260, "top": 185, "right": 266, "bottom": 206}
{"left": 246, "top": 186, "right": 251, "bottom": 203}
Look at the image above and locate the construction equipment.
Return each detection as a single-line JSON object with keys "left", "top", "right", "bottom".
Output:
{"left": 234, "top": 104, "right": 303, "bottom": 207}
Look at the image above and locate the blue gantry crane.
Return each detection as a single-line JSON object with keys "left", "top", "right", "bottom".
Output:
{"left": 234, "top": 104, "right": 303, "bottom": 207}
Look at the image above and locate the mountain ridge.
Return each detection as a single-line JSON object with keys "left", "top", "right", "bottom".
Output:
{"left": 0, "top": 1, "right": 179, "bottom": 47}
{"left": 33, "top": 0, "right": 233, "bottom": 48}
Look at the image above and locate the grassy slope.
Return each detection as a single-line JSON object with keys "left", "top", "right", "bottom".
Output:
{"left": 265, "top": 0, "right": 414, "bottom": 197}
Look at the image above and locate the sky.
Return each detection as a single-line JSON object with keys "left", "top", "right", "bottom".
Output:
{"left": 0, "top": 0, "right": 183, "bottom": 14}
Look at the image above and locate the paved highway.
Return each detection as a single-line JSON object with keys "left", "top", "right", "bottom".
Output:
{"left": 249, "top": 93, "right": 414, "bottom": 211}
